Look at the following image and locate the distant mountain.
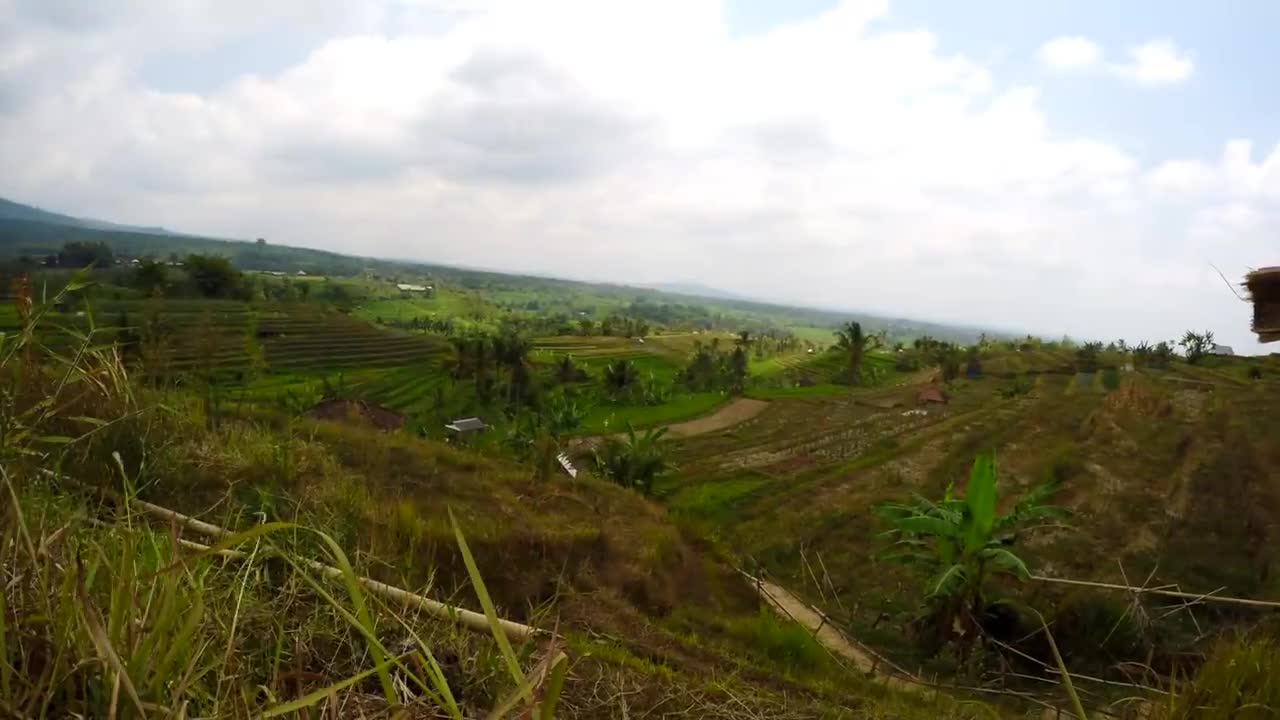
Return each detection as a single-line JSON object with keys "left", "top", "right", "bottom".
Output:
{"left": 0, "top": 196, "right": 1006, "bottom": 344}
{"left": 0, "top": 197, "right": 176, "bottom": 236}
{"left": 648, "top": 281, "right": 750, "bottom": 301}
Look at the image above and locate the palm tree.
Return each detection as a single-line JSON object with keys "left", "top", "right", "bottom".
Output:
{"left": 592, "top": 424, "right": 672, "bottom": 495}
{"left": 877, "top": 452, "right": 1068, "bottom": 658}
{"left": 493, "top": 332, "right": 532, "bottom": 406}
{"left": 603, "top": 358, "right": 638, "bottom": 396}
{"left": 554, "top": 354, "right": 580, "bottom": 384}
{"left": 834, "top": 321, "right": 866, "bottom": 386}
{"left": 1180, "top": 329, "right": 1215, "bottom": 365}
{"left": 730, "top": 345, "right": 748, "bottom": 393}
{"left": 736, "top": 330, "right": 752, "bottom": 347}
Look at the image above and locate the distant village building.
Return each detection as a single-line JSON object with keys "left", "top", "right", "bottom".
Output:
{"left": 1210, "top": 344, "right": 1235, "bottom": 356}
{"left": 445, "top": 417, "right": 488, "bottom": 435}
{"left": 396, "top": 283, "right": 432, "bottom": 292}
{"left": 305, "top": 399, "right": 404, "bottom": 431}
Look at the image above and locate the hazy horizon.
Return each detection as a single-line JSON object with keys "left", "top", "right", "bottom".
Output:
{"left": 2, "top": 0, "right": 1275, "bottom": 352}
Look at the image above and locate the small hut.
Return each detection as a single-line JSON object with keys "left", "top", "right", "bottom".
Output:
{"left": 445, "top": 417, "right": 488, "bottom": 435}
{"left": 306, "top": 398, "right": 404, "bottom": 431}
{"left": 1246, "top": 267, "right": 1280, "bottom": 343}
{"left": 917, "top": 386, "right": 948, "bottom": 405}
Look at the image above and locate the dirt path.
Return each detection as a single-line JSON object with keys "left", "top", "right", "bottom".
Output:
{"left": 572, "top": 398, "right": 771, "bottom": 450}
{"left": 664, "top": 397, "right": 769, "bottom": 438}
{"left": 744, "top": 574, "right": 921, "bottom": 692}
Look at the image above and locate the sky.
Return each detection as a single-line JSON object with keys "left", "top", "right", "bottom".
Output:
{"left": 1, "top": 0, "right": 1277, "bottom": 351}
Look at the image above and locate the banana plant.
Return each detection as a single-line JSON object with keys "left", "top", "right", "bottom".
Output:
{"left": 592, "top": 424, "right": 672, "bottom": 496}
{"left": 877, "top": 452, "right": 1069, "bottom": 656}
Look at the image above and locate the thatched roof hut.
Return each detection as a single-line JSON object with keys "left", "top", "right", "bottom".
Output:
{"left": 917, "top": 386, "right": 948, "bottom": 405}
{"left": 305, "top": 398, "right": 404, "bottom": 431}
{"left": 1246, "top": 267, "right": 1280, "bottom": 343}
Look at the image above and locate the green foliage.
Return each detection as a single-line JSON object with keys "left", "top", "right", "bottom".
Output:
{"left": 553, "top": 354, "right": 586, "bottom": 384}
{"left": 1179, "top": 329, "right": 1215, "bottom": 365}
{"left": 592, "top": 424, "right": 672, "bottom": 495}
{"left": 939, "top": 346, "right": 962, "bottom": 383}
{"left": 834, "top": 321, "right": 865, "bottom": 386}
{"left": 1041, "top": 444, "right": 1084, "bottom": 485}
{"left": 729, "top": 345, "right": 748, "bottom": 393}
{"left": 1133, "top": 341, "right": 1152, "bottom": 368}
{"left": 130, "top": 258, "right": 167, "bottom": 294}
{"left": 184, "top": 253, "right": 243, "bottom": 298}
{"left": 603, "top": 358, "right": 638, "bottom": 395}
{"left": 999, "top": 375, "right": 1033, "bottom": 398}
{"left": 726, "top": 609, "right": 830, "bottom": 672}
{"left": 1101, "top": 366, "right": 1121, "bottom": 390}
{"left": 877, "top": 452, "right": 1069, "bottom": 655}
{"left": 1161, "top": 636, "right": 1280, "bottom": 719}
{"left": 964, "top": 346, "right": 982, "bottom": 378}
{"left": 1075, "top": 341, "right": 1102, "bottom": 373}
{"left": 56, "top": 240, "right": 113, "bottom": 268}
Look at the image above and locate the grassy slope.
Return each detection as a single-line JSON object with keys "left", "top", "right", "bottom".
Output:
{"left": 3, "top": 361, "right": 979, "bottom": 718}
{"left": 664, "top": 348, "right": 1280, "bottom": 674}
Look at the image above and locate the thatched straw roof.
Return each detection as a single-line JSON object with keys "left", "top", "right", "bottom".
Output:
{"left": 305, "top": 398, "right": 404, "bottom": 431}
{"left": 917, "top": 386, "right": 948, "bottom": 405}
{"left": 1245, "top": 267, "right": 1280, "bottom": 343}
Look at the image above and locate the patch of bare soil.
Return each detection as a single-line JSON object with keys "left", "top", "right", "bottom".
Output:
{"left": 665, "top": 398, "right": 770, "bottom": 438}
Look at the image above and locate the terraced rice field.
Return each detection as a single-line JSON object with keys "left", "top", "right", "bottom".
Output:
{"left": 9, "top": 300, "right": 453, "bottom": 403}
{"left": 531, "top": 334, "right": 694, "bottom": 381}
{"left": 344, "top": 365, "right": 453, "bottom": 414}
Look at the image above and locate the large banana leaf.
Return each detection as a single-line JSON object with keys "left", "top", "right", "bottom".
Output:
{"left": 963, "top": 452, "right": 997, "bottom": 554}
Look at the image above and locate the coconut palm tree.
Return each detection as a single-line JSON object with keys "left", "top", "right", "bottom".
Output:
{"left": 602, "top": 358, "right": 638, "bottom": 396}
{"left": 834, "top": 321, "right": 866, "bottom": 386}
{"left": 730, "top": 345, "right": 748, "bottom": 393}
{"left": 877, "top": 452, "right": 1068, "bottom": 659}
{"left": 554, "top": 354, "right": 581, "bottom": 384}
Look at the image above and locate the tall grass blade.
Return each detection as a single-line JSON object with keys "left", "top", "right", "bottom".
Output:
{"left": 537, "top": 653, "right": 569, "bottom": 720}
{"left": 307, "top": 527, "right": 400, "bottom": 705}
{"left": 261, "top": 653, "right": 408, "bottom": 718}
{"left": 75, "top": 557, "right": 148, "bottom": 717}
{"left": 1031, "top": 608, "right": 1087, "bottom": 719}
{"left": 449, "top": 508, "right": 531, "bottom": 707}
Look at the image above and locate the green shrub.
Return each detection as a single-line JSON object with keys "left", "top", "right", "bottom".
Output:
{"left": 1101, "top": 367, "right": 1121, "bottom": 391}
{"left": 728, "top": 609, "right": 829, "bottom": 671}
{"left": 1000, "top": 376, "right": 1033, "bottom": 398}
{"left": 1049, "top": 594, "right": 1146, "bottom": 668}
{"left": 1161, "top": 636, "right": 1280, "bottom": 719}
{"left": 1043, "top": 444, "right": 1084, "bottom": 485}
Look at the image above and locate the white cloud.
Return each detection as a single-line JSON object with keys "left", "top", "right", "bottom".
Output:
{"left": 0, "top": 0, "right": 1268, "bottom": 352}
{"left": 1037, "top": 36, "right": 1102, "bottom": 69}
{"left": 1115, "top": 40, "right": 1194, "bottom": 85}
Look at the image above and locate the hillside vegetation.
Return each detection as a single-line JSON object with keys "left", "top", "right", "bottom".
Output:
{"left": 2, "top": 207, "right": 1279, "bottom": 717}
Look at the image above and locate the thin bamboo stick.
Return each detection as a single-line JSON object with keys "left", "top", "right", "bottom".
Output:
{"left": 1030, "top": 575, "right": 1280, "bottom": 610}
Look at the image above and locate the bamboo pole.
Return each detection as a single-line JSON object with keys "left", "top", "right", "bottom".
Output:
{"left": 122, "top": 493, "right": 541, "bottom": 642}
{"left": 1030, "top": 575, "right": 1280, "bottom": 610}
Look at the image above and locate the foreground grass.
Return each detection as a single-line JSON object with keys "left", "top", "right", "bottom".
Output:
{"left": 1, "top": 481, "right": 560, "bottom": 718}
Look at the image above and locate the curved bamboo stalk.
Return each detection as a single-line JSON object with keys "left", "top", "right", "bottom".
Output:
{"left": 124, "top": 493, "right": 542, "bottom": 642}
